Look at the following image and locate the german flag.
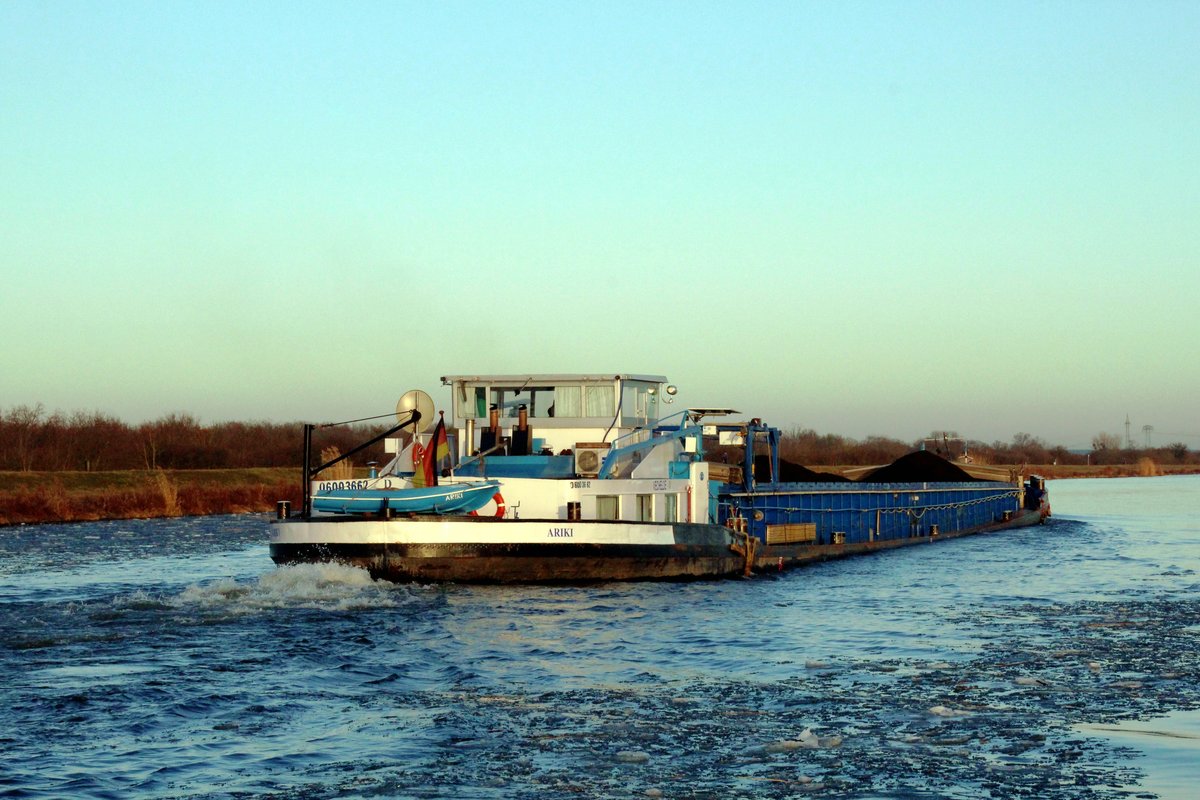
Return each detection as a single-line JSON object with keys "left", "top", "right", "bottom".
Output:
{"left": 428, "top": 413, "right": 450, "bottom": 486}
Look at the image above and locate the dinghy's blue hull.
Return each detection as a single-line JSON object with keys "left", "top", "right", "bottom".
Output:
{"left": 311, "top": 480, "right": 499, "bottom": 515}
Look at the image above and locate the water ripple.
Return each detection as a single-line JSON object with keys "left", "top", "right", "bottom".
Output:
{"left": 1, "top": 477, "right": 1198, "bottom": 798}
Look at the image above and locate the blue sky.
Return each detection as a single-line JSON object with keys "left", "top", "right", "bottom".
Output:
{"left": 2, "top": 1, "right": 1197, "bottom": 448}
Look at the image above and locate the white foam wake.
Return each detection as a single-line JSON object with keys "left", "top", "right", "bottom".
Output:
{"left": 169, "top": 562, "right": 410, "bottom": 613}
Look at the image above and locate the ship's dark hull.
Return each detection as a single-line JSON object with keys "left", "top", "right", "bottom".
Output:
{"left": 270, "top": 540, "right": 747, "bottom": 583}
{"left": 269, "top": 508, "right": 1047, "bottom": 584}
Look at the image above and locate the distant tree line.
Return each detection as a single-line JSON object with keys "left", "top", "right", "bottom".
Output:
{"left": 775, "top": 427, "right": 1196, "bottom": 467}
{"left": 970, "top": 430, "right": 1195, "bottom": 467}
{"left": 0, "top": 404, "right": 1194, "bottom": 472}
{"left": 0, "top": 404, "right": 391, "bottom": 472}
{"left": 777, "top": 428, "right": 912, "bottom": 465}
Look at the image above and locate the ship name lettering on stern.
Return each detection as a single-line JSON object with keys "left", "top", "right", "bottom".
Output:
{"left": 548, "top": 527, "right": 574, "bottom": 538}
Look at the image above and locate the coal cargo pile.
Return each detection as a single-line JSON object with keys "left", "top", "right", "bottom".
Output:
{"left": 861, "top": 450, "right": 981, "bottom": 483}
{"left": 754, "top": 455, "right": 852, "bottom": 483}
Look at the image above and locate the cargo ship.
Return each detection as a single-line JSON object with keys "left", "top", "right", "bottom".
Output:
{"left": 269, "top": 373, "right": 1050, "bottom": 583}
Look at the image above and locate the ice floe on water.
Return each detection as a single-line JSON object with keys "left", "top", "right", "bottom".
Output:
{"left": 928, "top": 704, "right": 973, "bottom": 717}
{"left": 758, "top": 728, "right": 843, "bottom": 752}
{"left": 325, "top": 588, "right": 1197, "bottom": 799}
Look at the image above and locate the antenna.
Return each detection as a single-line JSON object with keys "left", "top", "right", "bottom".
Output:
{"left": 396, "top": 389, "right": 436, "bottom": 433}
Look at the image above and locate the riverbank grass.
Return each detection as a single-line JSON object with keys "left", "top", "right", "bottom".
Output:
{"left": 0, "top": 468, "right": 299, "bottom": 526}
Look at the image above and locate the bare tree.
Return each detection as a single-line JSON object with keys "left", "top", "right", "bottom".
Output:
{"left": 4, "top": 403, "right": 47, "bottom": 471}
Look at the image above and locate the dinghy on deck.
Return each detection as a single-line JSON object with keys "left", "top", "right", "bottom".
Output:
{"left": 311, "top": 479, "right": 500, "bottom": 515}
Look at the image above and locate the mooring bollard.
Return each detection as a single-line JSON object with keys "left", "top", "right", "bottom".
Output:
{"left": 276, "top": 500, "right": 290, "bottom": 520}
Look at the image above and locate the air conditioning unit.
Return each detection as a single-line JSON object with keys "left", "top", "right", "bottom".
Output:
{"left": 573, "top": 442, "right": 610, "bottom": 477}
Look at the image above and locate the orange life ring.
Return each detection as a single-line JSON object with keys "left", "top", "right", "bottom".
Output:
{"left": 469, "top": 492, "right": 506, "bottom": 518}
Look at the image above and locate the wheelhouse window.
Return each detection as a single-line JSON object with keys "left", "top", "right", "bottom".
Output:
{"left": 456, "top": 386, "right": 489, "bottom": 419}
{"left": 524, "top": 387, "right": 556, "bottom": 418}
{"left": 460, "top": 387, "right": 546, "bottom": 418}
{"left": 620, "top": 381, "right": 660, "bottom": 421}
{"left": 553, "top": 386, "right": 582, "bottom": 417}
{"left": 584, "top": 385, "right": 615, "bottom": 417}
{"left": 454, "top": 379, "right": 623, "bottom": 421}
{"left": 490, "top": 389, "right": 524, "bottom": 418}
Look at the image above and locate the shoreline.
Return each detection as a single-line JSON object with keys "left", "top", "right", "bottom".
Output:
{"left": 2, "top": 464, "right": 1198, "bottom": 527}
{"left": 0, "top": 468, "right": 300, "bottom": 527}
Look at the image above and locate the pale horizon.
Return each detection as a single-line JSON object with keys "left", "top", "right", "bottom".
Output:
{"left": 3, "top": 2, "right": 1197, "bottom": 453}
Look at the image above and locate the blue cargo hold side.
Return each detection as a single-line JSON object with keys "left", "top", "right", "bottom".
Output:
{"left": 719, "top": 481, "right": 1020, "bottom": 545}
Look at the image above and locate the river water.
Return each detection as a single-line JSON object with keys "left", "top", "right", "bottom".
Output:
{"left": 1, "top": 476, "right": 1197, "bottom": 799}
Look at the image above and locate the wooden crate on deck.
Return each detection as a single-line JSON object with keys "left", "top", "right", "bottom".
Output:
{"left": 766, "top": 523, "right": 817, "bottom": 545}
{"left": 706, "top": 463, "right": 743, "bottom": 484}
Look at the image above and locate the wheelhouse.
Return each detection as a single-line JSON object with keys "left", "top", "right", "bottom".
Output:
{"left": 440, "top": 373, "right": 672, "bottom": 457}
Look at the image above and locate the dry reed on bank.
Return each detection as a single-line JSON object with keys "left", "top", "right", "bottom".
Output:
{"left": 0, "top": 472, "right": 302, "bottom": 525}
{"left": 154, "top": 469, "right": 182, "bottom": 516}
{"left": 317, "top": 447, "right": 353, "bottom": 480}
